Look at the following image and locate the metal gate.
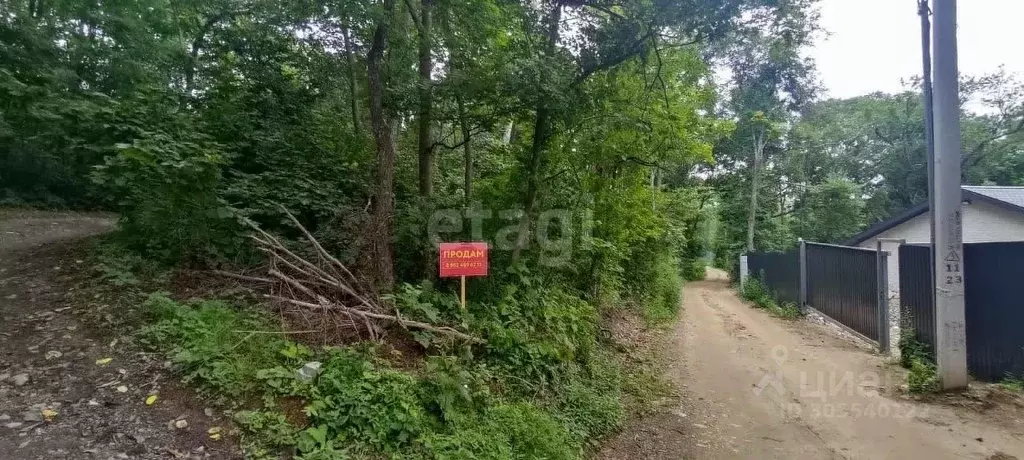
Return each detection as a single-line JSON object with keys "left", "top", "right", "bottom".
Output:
{"left": 805, "top": 242, "right": 883, "bottom": 344}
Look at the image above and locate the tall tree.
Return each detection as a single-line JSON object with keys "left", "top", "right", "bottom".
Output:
{"left": 414, "top": 0, "right": 436, "bottom": 197}
{"left": 366, "top": 0, "right": 399, "bottom": 291}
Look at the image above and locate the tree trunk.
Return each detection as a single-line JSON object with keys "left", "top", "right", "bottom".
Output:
{"left": 503, "top": 120, "right": 514, "bottom": 144}
{"left": 509, "top": 122, "right": 520, "bottom": 145}
{"left": 416, "top": 0, "right": 435, "bottom": 197}
{"left": 746, "top": 132, "right": 764, "bottom": 252}
{"left": 457, "top": 94, "right": 472, "bottom": 204}
{"left": 343, "top": 26, "right": 360, "bottom": 133}
{"left": 367, "top": 0, "right": 397, "bottom": 292}
{"left": 511, "top": 4, "right": 561, "bottom": 263}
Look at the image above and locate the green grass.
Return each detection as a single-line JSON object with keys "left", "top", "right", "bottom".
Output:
{"left": 998, "top": 376, "right": 1024, "bottom": 393}
{"left": 739, "top": 278, "right": 803, "bottom": 320}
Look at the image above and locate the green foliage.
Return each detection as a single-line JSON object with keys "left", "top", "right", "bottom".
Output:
{"left": 897, "top": 330, "right": 939, "bottom": 394}
{"left": 739, "top": 278, "right": 802, "bottom": 319}
{"left": 898, "top": 329, "right": 933, "bottom": 369}
{"left": 634, "top": 253, "right": 684, "bottom": 324}
{"left": 792, "top": 178, "right": 865, "bottom": 243}
{"left": 681, "top": 259, "right": 708, "bottom": 282}
{"left": 138, "top": 293, "right": 303, "bottom": 401}
{"left": 7, "top": 0, "right": 833, "bottom": 456}
{"left": 998, "top": 376, "right": 1024, "bottom": 393}
{"left": 136, "top": 293, "right": 623, "bottom": 459}
{"left": 739, "top": 277, "right": 771, "bottom": 305}
{"left": 92, "top": 132, "right": 240, "bottom": 263}
{"left": 235, "top": 410, "right": 301, "bottom": 459}
{"left": 907, "top": 358, "right": 939, "bottom": 394}
{"left": 94, "top": 242, "right": 168, "bottom": 287}
{"left": 422, "top": 402, "right": 577, "bottom": 460}
{"left": 306, "top": 349, "right": 428, "bottom": 451}
{"left": 553, "top": 351, "right": 627, "bottom": 446}
{"left": 477, "top": 281, "right": 598, "bottom": 385}
{"left": 771, "top": 302, "right": 803, "bottom": 319}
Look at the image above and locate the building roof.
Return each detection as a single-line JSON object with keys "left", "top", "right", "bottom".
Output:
{"left": 963, "top": 185, "right": 1024, "bottom": 210}
{"left": 844, "top": 186, "right": 1024, "bottom": 246}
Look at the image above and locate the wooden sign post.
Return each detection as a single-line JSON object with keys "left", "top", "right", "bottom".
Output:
{"left": 439, "top": 242, "right": 489, "bottom": 311}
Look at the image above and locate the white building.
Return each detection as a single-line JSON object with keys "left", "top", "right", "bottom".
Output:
{"left": 845, "top": 186, "right": 1024, "bottom": 348}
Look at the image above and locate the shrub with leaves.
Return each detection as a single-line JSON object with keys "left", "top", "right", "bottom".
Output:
{"left": 898, "top": 328, "right": 932, "bottom": 369}
{"left": 92, "top": 131, "right": 240, "bottom": 263}
{"left": 897, "top": 330, "right": 939, "bottom": 394}
{"left": 476, "top": 282, "right": 597, "bottom": 386}
{"left": 907, "top": 358, "right": 939, "bottom": 393}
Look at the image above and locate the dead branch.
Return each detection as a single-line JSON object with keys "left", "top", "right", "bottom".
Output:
{"left": 270, "top": 296, "right": 483, "bottom": 343}
{"left": 206, "top": 270, "right": 273, "bottom": 284}
{"left": 229, "top": 208, "right": 483, "bottom": 345}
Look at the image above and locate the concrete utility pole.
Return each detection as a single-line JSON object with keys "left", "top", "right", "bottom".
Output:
{"left": 919, "top": 0, "right": 937, "bottom": 310}
{"left": 930, "top": 0, "right": 968, "bottom": 390}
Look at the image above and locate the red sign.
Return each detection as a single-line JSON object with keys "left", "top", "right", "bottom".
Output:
{"left": 439, "top": 242, "right": 488, "bottom": 278}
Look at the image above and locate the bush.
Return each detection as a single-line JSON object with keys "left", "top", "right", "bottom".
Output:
{"left": 907, "top": 358, "right": 939, "bottom": 393}
{"left": 423, "top": 402, "right": 577, "bottom": 460}
{"left": 740, "top": 277, "right": 774, "bottom": 308}
{"left": 477, "top": 283, "right": 597, "bottom": 385}
{"left": 898, "top": 328, "right": 932, "bottom": 369}
{"left": 772, "top": 302, "right": 802, "bottom": 319}
{"left": 628, "top": 252, "right": 683, "bottom": 324}
{"left": 306, "top": 349, "right": 429, "bottom": 452}
{"left": 92, "top": 132, "right": 241, "bottom": 263}
{"left": 897, "top": 330, "right": 938, "bottom": 394}
{"left": 739, "top": 279, "right": 802, "bottom": 319}
{"left": 554, "top": 351, "right": 626, "bottom": 445}
{"left": 681, "top": 258, "right": 707, "bottom": 281}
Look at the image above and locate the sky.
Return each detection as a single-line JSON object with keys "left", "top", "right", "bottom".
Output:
{"left": 810, "top": 0, "right": 1024, "bottom": 100}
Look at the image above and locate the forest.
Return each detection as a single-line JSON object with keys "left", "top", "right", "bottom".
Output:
{"left": 3, "top": 0, "right": 1024, "bottom": 458}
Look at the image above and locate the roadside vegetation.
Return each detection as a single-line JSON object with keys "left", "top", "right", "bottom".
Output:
{"left": 999, "top": 377, "right": 1024, "bottom": 393}
{"left": 898, "top": 330, "right": 940, "bottom": 394}
{"left": 7, "top": 0, "right": 802, "bottom": 454}
{"left": 84, "top": 241, "right": 678, "bottom": 459}
{"left": 15, "top": 0, "right": 1024, "bottom": 456}
{"left": 739, "top": 278, "right": 802, "bottom": 319}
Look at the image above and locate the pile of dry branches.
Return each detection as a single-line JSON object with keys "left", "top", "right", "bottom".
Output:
{"left": 217, "top": 207, "right": 481, "bottom": 344}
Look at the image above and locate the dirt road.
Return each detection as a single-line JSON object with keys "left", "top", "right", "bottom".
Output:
{"left": 0, "top": 211, "right": 238, "bottom": 459}
{"left": 601, "top": 268, "right": 1024, "bottom": 459}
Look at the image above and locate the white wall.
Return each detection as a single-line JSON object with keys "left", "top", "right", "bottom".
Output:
{"left": 865, "top": 200, "right": 1024, "bottom": 247}
{"left": 857, "top": 200, "right": 1024, "bottom": 352}
{"left": 859, "top": 201, "right": 1024, "bottom": 285}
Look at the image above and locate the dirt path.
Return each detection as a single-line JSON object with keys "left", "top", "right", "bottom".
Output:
{"left": 0, "top": 212, "right": 238, "bottom": 459}
{"left": 601, "top": 268, "right": 1024, "bottom": 460}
